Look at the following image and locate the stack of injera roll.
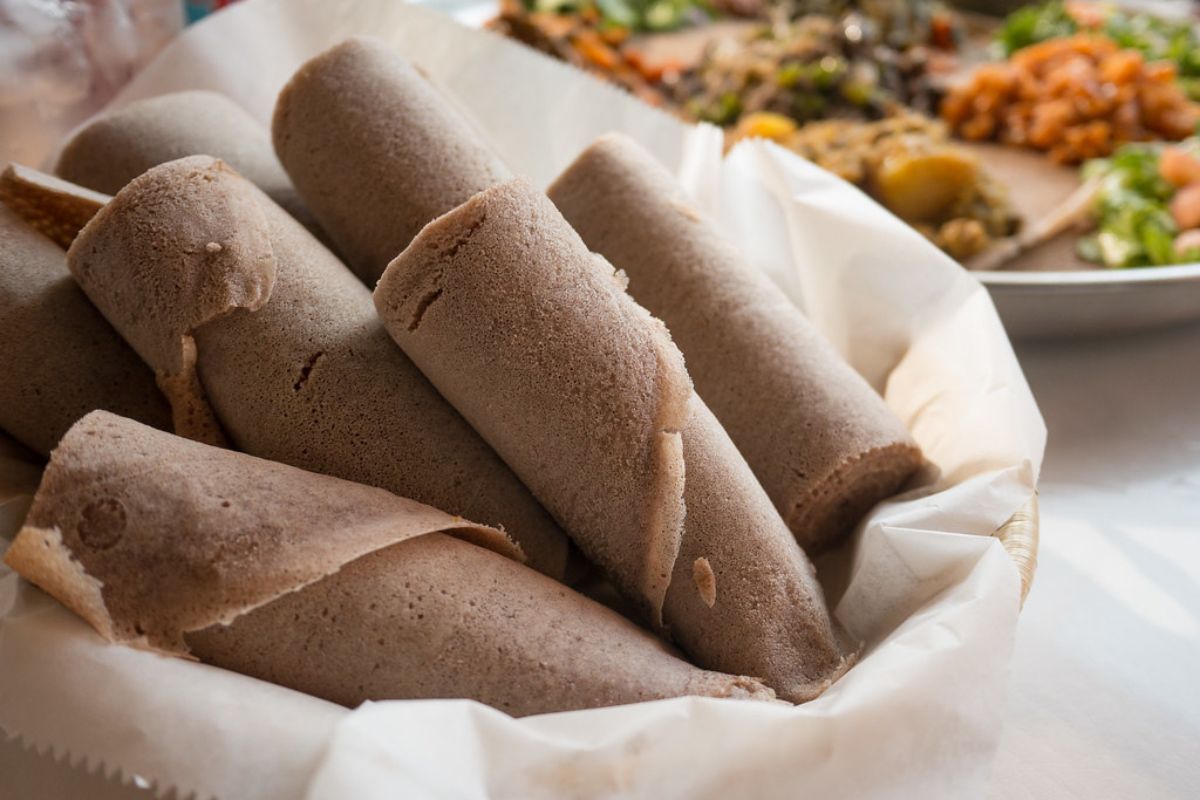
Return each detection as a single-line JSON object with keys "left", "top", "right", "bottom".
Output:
{"left": 65, "top": 156, "right": 573, "bottom": 581}
{"left": 549, "top": 135, "right": 923, "bottom": 553}
{"left": 5, "top": 412, "right": 774, "bottom": 716}
{"left": 375, "top": 180, "right": 857, "bottom": 702}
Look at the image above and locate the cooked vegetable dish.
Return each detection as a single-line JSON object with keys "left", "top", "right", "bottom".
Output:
{"left": 736, "top": 111, "right": 1017, "bottom": 259}
{"left": 1079, "top": 138, "right": 1200, "bottom": 268}
{"left": 942, "top": 35, "right": 1200, "bottom": 164}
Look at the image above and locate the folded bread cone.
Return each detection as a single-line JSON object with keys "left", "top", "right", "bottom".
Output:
{"left": 549, "top": 135, "right": 923, "bottom": 553}
{"left": 65, "top": 155, "right": 574, "bottom": 582}
{"left": 375, "top": 179, "right": 856, "bottom": 702}
{"left": 55, "top": 90, "right": 324, "bottom": 240}
{"left": 273, "top": 36, "right": 511, "bottom": 283}
{"left": 4, "top": 412, "right": 774, "bottom": 715}
{"left": 0, "top": 205, "right": 169, "bottom": 456}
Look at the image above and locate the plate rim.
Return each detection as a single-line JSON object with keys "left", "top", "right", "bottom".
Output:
{"left": 980, "top": 261, "right": 1200, "bottom": 288}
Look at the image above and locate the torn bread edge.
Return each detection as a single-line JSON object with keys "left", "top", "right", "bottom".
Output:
{"left": 4, "top": 522, "right": 522, "bottom": 661}
{"left": 2, "top": 411, "right": 523, "bottom": 660}
{"left": 0, "top": 163, "right": 109, "bottom": 250}
{"left": 65, "top": 156, "right": 281, "bottom": 447}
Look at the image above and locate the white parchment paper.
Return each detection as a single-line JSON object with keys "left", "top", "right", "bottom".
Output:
{"left": 0, "top": 1, "right": 1046, "bottom": 797}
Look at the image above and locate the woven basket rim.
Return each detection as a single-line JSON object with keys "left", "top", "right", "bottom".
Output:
{"left": 992, "top": 493, "right": 1040, "bottom": 606}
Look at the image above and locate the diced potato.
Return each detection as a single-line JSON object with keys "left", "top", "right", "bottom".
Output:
{"left": 874, "top": 149, "right": 979, "bottom": 223}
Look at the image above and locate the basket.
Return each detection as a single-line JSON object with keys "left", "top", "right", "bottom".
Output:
{"left": 992, "top": 494, "right": 1040, "bottom": 605}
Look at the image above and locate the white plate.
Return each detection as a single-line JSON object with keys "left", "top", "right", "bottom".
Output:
{"left": 981, "top": 263, "right": 1200, "bottom": 340}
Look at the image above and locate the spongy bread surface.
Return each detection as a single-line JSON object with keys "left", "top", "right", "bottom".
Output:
{"left": 376, "top": 179, "right": 856, "bottom": 701}
{"left": 188, "top": 532, "right": 777, "bottom": 715}
{"left": 549, "top": 134, "right": 923, "bottom": 552}
{"left": 0, "top": 205, "right": 170, "bottom": 455}
{"left": 376, "top": 178, "right": 689, "bottom": 627}
{"left": 66, "top": 156, "right": 571, "bottom": 581}
{"left": 272, "top": 37, "right": 511, "bottom": 283}
{"left": 56, "top": 90, "right": 324, "bottom": 238}
{"left": 4, "top": 411, "right": 521, "bottom": 655}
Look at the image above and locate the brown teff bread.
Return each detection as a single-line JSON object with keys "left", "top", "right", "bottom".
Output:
{"left": 0, "top": 163, "right": 109, "bottom": 249}
{"left": 55, "top": 90, "right": 324, "bottom": 240}
{"left": 375, "top": 179, "right": 856, "bottom": 702}
{"left": 549, "top": 134, "right": 923, "bottom": 552}
{"left": 66, "top": 156, "right": 573, "bottom": 582}
{"left": 272, "top": 37, "right": 511, "bottom": 283}
{"left": 4, "top": 412, "right": 773, "bottom": 715}
{"left": 0, "top": 205, "right": 169, "bottom": 456}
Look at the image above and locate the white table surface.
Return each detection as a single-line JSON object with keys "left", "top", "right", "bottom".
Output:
{"left": 6, "top": 319, "right": 1198, "bottom": 798}
{"left": 988, "top": 320, "right": 1200, "bottom": 799}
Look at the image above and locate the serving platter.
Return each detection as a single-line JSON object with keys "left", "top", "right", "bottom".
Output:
{"left": 962, "top": 141, "right": 1200, "bottom": 338}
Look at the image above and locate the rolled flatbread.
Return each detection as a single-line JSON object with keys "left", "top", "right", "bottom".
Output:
{"left": 549, "top": 135, "right": 923, "bottom": 553}
{"left": 4, "top": 412, "right": 774, "bottom": 716}
{"left": 375, "top": 179, "right": 855, "bottom": 702}
{"left": 66, "top": 156, "right": 573, "bottom": 582}
{"left": 0, "top": 204, "right": 169, "bottom": 456}
{"left": 272, "top": 36, "right": 511, "bottom": 283}
{"left": 55, "top": 90, "right": 324, "bottom": 240}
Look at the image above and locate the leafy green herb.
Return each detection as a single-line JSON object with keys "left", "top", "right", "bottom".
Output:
{"left": 522, "top": 0, "right": 704, "bottom": 32}
{"left": 593, "top": 0, "right": 636, "bottom": 28}
{"left": 996, "top": 1, "right": 1077, "bottom": 56}
{"left": 1080, "top": 143, "right": 1182, "bottom": 268}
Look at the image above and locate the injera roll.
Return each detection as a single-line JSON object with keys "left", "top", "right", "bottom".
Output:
{"left": 549, "top": 134, "right": 923, "bottom": 552}
{"left": 272, "top": 37, "right": 511, "bottom": 283}
{"left": 66, "top": 156, "right": 573, "bottom": 582}
{"left": 0, "top": 205, "right": 169, "bottom": 455}
{"left": 375, "top": 180, "right": 855, "bottom": 702}
{"left": 4, "top": 412, "right": 774, "bottom": 716}
{"left": 55, "top": 90, "right": 324, "bottom": 239}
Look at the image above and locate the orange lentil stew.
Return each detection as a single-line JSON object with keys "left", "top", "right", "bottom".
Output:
{"left": 941, "top": 35, "right": 1200, "bottom": 165}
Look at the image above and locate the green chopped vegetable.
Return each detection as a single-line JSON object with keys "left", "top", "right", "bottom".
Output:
{"left": 522, "top": 0, "right": 704, "bottom": 32}
{"left": 996, "top": 1, "right": 1076, "bottom": 56}
{"left": 531, "top": 0, "right": 579, "bottom": 13}
{"left": 593, "top": 0, "right": 637, "bottom": 28}
{"left": 776, "top": 62, "right": 805, "bottom": 88}
{"left": 1079, "top": 143, "right": 1185, "bottom": 268}
{"left": 702, "top": 91, "right": 743, "bottom": 125}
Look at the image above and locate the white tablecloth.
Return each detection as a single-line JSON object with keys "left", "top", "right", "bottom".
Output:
{"left": 989, "top": 320, "right": 1200, "bottom": 799}
{"left": 7, "top": 319, "right": 1198, "bottom": 797}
